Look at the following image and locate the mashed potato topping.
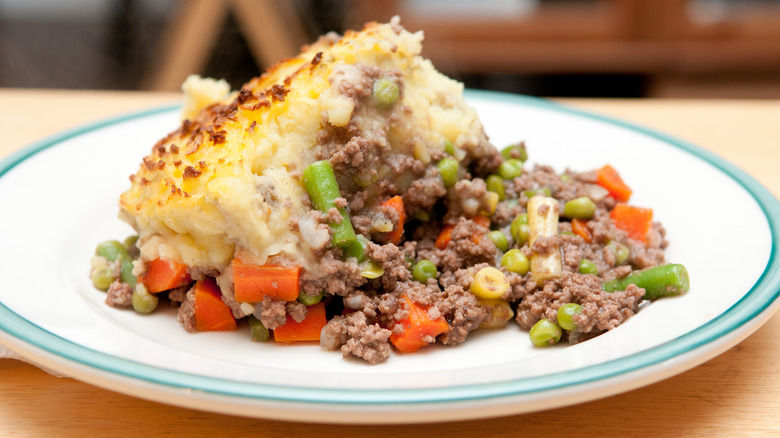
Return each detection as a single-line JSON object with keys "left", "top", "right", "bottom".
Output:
{"left": 120, "top": 17, "right": 490, "bottom": 274}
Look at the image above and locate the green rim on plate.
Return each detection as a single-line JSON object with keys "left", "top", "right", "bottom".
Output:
{"left": 0, "top": 90, "right": 778, "bottom": 406}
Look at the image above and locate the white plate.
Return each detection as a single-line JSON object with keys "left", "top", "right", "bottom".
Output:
{"left": 0, "top": 90, "right": 778, "bottom": 424}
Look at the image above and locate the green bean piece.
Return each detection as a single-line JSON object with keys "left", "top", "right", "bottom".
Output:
{"left": 120, "top": 259, "right": 137, "bottom": 288}
{"left": 485, "top": 174, "right": 506, "bottom": 201}
{"left": 560, "top": 174, "right": 572, "bottom": 183}
{"left": 131, "top": 287, "right": 158, "bottom": 314}
{"left": 603, "top": 264, "right": 690, "bottom": 299}
{"left": 91, "top": 266, "right": 115, "bottom": 291}
{"left": 437, "top": 157, "right": 459, "bottom": 187}
{"left": 248, "top": 315, "right": 270, "bottom": 342}
{"left": 510, "top": 214, "right": 530, "bottom": 246}
{"left": 500, "top": 144, "right": 528, "bottom": 162}
{"left": 487, "top": 230, "right": 508, "bottom": 252}
{"left": 529, "top": 319, "right": 562, "bottom": 347}
{"left": 372, "top": 77, "right": 399, "bottom": 108}
{"left": 498, "top": 159, "right": 523, "bottom": 180}
{"left": 443, "top": 139, "right": 456, "bottom": 156}
{"left": 578, "top": 259, "right": 599, "bottom": 275}
{"left": 96, "top": 240, "right": 129, "bottom": 262}
{"left": 302, "top": 160, "right": 357, "bottom": 249}
{"left": 412, "top": 259, "right": 437, "bottom": 284}
{"left": 343, "top": 234, "right": 369, "bottom": 263}
{"left": 501, "top": 249, "right": 529, "bottom": 275}
{"left": 563, "top": 196, "right": 596, "bottom": 220}
{"left": 298, "top": 291, "right": 324, "bottom": 306}
{"left": 606, "top": 240, "right": 630, "bottom": 265}
{"left": 557, "top": 303, "right": 583, "bottom": 331}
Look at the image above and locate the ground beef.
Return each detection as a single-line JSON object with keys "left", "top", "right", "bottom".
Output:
{"left": 435, "top": 217, "right": 498, "bottom": 270}
{"left": 402, "top": 168, "right": 446, "bottom": 215}
{"left": 447, "top": 178, "right": 489, "bottom": 218}
{"left": 300, "top": 249, "right": 366, "bottom": 297}
{"left": 365, "top": 241, "right": 411, "bottom": 291}
{"left": 321, "top": 312, "right": 392, "bottom": 364}
{"left": 434, "top": 284, "right": 487, "bottom": 345}
{"left": 105, "top": 281, "right": 132, "bottom": 307}
{"left": 571, "top": 283, "right": 645, "bottom": 333}
{"left": 177, "top": 287, "right": 196, "bottom": 333}
{"left": 257, "top": 296, "right": 287, "bottom": 330}
{"left": 514, "top": 273, "right": 644, "bottom": 333}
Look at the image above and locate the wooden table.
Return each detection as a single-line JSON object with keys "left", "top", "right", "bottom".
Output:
{"left": 1, "top": 89, "right": 779, "bottom": 437}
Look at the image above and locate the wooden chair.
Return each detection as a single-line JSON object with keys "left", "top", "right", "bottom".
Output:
{"left": 143, "top": 0, "right": 308, "bottom": 91}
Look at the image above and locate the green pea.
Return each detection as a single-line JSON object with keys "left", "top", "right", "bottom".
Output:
{"left": 412, "top": 259, "right": 437, "bottom": 284}
{"left": 413, "top": 210, "right": 430, "bottom": 221}
{"left": 123, "top": 235, "right": 139, "bottom": 250}
{"left": 91, "top": 266, "right": 115, "bottom": 291}
{"left": 557, "top": 303, "right": 583, "bottom": 331}
{"left": 500, "top": 144, "right": 528, "bottom": 162}
{"left": 437, "top": 157, "right": 459, "bottom": 187}
{"left": 578, "top": 259, "right": 599, "bottom": 275}
{"left": 607, "top": 241, "right": 630, "bottom": 265}
{"left": 529, "top": 319, "right": 562, "bottom": 347}
{"left": 487, "top": 230, "right": 508, "bottom": 252}
{"left": 563, "top": 196, "right": 596, "bottom": 220}
{"left": 485, "top": 174, "right": 506, "bottom": 201}
{"left": 248, "top": 315, "right": 270, "bottom": 342}
{"left": 501, "top": 249, "right": 529, "bottom": 275}
{"left": 510, "top": 214, "right": 530, "bottom": 246}
{"left": 560, "top": 174, "right": 572, "bottom": 183}
{"left": 443, "top": 139, "right": 455, "bottom": 156}
{"left": 96, "top": 240, "right": 129, "bottom": 262}
{"left": 372, "top": 77, "right": 399, "bottom": 107}
{"left": 498, "top": 159, "right": 523, "bottom": 180}
{"left": 298, "top": 291, "right": 324, "bottom": 306}
{"left": 131, "top": 288, "right": 158, "bottom": 314}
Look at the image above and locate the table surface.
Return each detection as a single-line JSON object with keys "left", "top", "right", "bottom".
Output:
{"left": 0, "top": 88, "right": 779, "bottom": 437}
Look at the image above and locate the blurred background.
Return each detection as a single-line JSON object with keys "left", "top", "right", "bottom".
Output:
{"left": 1, "top": 0, "right": 779, "bottom": 98}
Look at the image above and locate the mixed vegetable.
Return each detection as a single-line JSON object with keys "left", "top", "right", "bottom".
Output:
{"left": 90, "top": 143, "right": 689, "bottom": 355}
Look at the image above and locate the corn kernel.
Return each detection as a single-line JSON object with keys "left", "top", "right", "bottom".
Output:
{"left": 470, "top": 267, "right": 510, "bottom": 299}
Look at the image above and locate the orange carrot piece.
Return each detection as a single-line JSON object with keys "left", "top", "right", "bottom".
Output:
{"left": 232, "top": 259, "right": 300, "bottom": 303}
{"left": 389, "top": 295, "right": 449, "bottom": 353}
{"left": 273, "top": 302, "right": 327, "bottom": 343}
{"left": 610, "top": 203, "right": 653, "bottom": 243}
{"left": 470, "top": 215, "right": 491, "bottom": 229}
{"left": 194, "top": 277, "right": 236, "bottom": 332}
{"left": 435, "top": 224, "right": 454, "bottom": 250}
{"left": 571, "top": 218, "right": 593, "bottom": 243}
{"left": 596, "top": 164, "right": 632, "bottom": 202}
{"left": 381, "top": 195, "right": 406, "bottom": 245}
{"left": 139, "top": 258, "right": 191, "bottom": 293}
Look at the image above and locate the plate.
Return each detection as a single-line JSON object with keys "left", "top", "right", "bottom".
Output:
{"left": 0, "top": 90, "right": 778, "bottom": 424}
